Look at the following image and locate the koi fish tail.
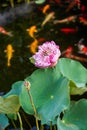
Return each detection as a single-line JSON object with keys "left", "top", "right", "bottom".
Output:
{"left": 7, "top": 60, "right": 11, "bottom": 67}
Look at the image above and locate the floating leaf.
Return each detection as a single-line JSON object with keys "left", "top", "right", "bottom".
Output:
{"left": 57, "top": 58, "right": 87, "bottom": 87}
{"left": 57, "top": 99, "right": 87, "bottom": 130}
{"left": 70, "top": 81, "right": 87, "bottom": 95}
{"left": 0, "top": 95, "right": 20, "bottom": 114}
{"left": 57, "top": 117, "right": 79, "bottom": 130}
{"left": 20, "top": 67, "right": 70, "bottom": 124}
{"left": 35, "top": 0, "right": 46, "bottom": 4}
{"left": 0, "top": 114, "right": 9, "bottom": 130}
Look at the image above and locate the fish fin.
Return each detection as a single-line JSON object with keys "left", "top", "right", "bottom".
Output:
{"left": 7, "top": 61, "right": 11, "bottom": 67}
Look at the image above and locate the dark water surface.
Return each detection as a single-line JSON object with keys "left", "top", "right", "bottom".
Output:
{"left": 0, "top": 1, "right": 87, "bottom": 130}
{"left": 0, "top": 2, "right": 87, "bottom": 93}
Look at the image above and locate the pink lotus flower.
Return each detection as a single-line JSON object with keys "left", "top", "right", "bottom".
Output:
{"left": 32, "top": 41, "right": 61, "bottom": 68}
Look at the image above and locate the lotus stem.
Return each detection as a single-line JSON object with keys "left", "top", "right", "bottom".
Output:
{"left": 11, "top": 119, "right": 17, "bottom": 128}
{"left": 24, "top": 81, "right": 39, "bottom": 130}
{"left": 54, "top": 125, "right": 57, "bottom": 130}
{"left": 28, "top": 91, "right": 39, "bottom": 130}
{"left": 50, "top": 121, "right": 52, "bottom": 130}
{"left": 40, "top": 124, "right": 44, "bottom": 130}
{"left": 22, "top": 110, "right": 32, "bottom": 129}
{"left": 10, "top": 0, "right": 14, "bottom": 7}
{"left": 17, "top": 112, "right": 23, "bottom": 130}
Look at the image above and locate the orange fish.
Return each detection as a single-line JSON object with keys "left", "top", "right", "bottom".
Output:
{"left": 61, "top": 46, "right": 73, "bottom": 58}
{"left": 77, "top": 39, "right": 87, "bottom": 55}
{"left": 60, "top": 27, "right": 78, "bottom": 34}
{"left": 26, "top": 25, "right": 38, "bottom": 39}
{"left": 42, "top": 4, "right": 50, "bottom": 14}
{"left": 54, "top": 15, "right": 77, "bottom": 24}
{"left": 70, "top": 55, "right": 87, "bottom": 62}
{"left": 4, "top": 44, "right": 14, "bottom": 67}
{"left": 62, "top": 46, "right": 87, "bottom": 62}
{"left": 65, "top": 0, "right": 80, "bottom": 12}
{"left": 41, "top": 11, "right": 55, "bottom": 27}
{"left": 0, "top": 26, "right": 12, "bottom": 36}
{"left": 28, "top": 38, "right": 45, "bottom": 54}
{"left": 29, "top": 39, "right": 38, "bottom": 54}
{"left": 79, "top": 16, "right": 87, "bottom": 25}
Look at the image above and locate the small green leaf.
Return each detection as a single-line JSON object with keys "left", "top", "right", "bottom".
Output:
{"left": 29, "top": 57, "right": 35, "bottom": 64}
{"left": 57, "top": 117, "right": 79, "bottom": 130}
{"left": 58, "top": 99, "right": 87, "bottom": 130}
{"left": 70, "top": 81, "right": 87, "bottom": 95}
{"left": 35, "top": 0, "right": 46, "bottom": 4}
{"left": 0, "top": 95, "right": 20, "bottom": 114}
{"left": 7, "top": 113, "right": 17, "bottom": 120}
{"left": 0, "top": 114, "right": 9, "bottom": 130}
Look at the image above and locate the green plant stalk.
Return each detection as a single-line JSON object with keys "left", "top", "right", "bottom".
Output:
{"left": 54, "top": 125, "right": 57, "bottom": 130}
{"left": 17, "top": 112, "right": 23, "bottom": 130}
{"left": 10, "top": 0, "right": 14, "bottom": 7}
{"left": 11, "top": 119, "right": 17, "bottom": 129}
{"left": 27, "top": 0, "right": 30, "bottom": 3}
{"left": 40, "top": 124, "right": 44, "bottom": 130}
{"left": 50, "top": 121, "right": 52, "bottom": 130}
{"left": 22, "top": 110, "right": 32, "bottom": 129}
{"left": 28, "top": 90, "right": 39, "bottom": 130}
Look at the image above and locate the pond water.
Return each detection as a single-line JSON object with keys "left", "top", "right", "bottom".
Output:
{"left": 0, "top": 1, "right": 87, "bottom": 93}
{"left": 0, "top": 1, "right": 87, "bottom": 129}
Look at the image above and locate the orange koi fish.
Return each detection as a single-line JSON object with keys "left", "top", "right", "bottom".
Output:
{"left": 42, "top": 4, "right": 50, "bottom": 14}
{"left": 0, "top": 26, "right": 12, "bottom": 36}
{"left": 29, "top": 38, "right": 45, "bottom": 54}
{"left": 70, "top": 55, "right": 87, "bottom": 62}
{"left": 26, "top": 25, "right": 38, "bottom": 39}
{"left": 62, "top": 46, "right": 87, "bottom": 62}
{"left": 41, "top": 11, "right": 55, "bottom": 27}
{"left": 77, "top": 38, "right": 87, "bottom": 55}
{"left": 61, "top": 46, "right": 73, "bottom": 57}
{"left": 60, "top": 27, "right": 78, "bottom": 34}
{"left": 4, "top": 44, "right": 14, "bottom": 67}
{"left": 54, "top": 15, "right": 77, "bottom": 24}
{"left": 79, "top": 16, "right": 87, "bottom": 25}
{"left": 29, "top": 39, "right": 38, "bottom": 54}
{"left": 65, "top": 0, "right": 80, "bottom": 12}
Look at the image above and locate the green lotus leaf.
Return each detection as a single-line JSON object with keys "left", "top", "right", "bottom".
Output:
{"left": 57, "top": 117, "right": 79, "bottom": 130}
{"left": 20, "top": 67, "right": 70, "bottom": 124}
{"left": 0, "top": 95, "right": 20, "bottom": 114}
{"left": 35, "top": 0, "right": 46, "bottom": 4}
{"left": 58, "top": 99, "right": 87, "bottom": 130}
{"left": 57, "top": 58, "right": 87, "bottom": 88}
{"left": 0, "top": 114, "right": 9, "bottom": 130}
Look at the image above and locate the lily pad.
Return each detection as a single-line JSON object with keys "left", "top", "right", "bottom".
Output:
{"left": 57, "top": 99, "right": 87, "bottom": 130}
{"left": 20, "top": 67, "right": 70, "bottom": 124}
{"left": 0, "top": 95, "right": 20, "bottom": 114}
